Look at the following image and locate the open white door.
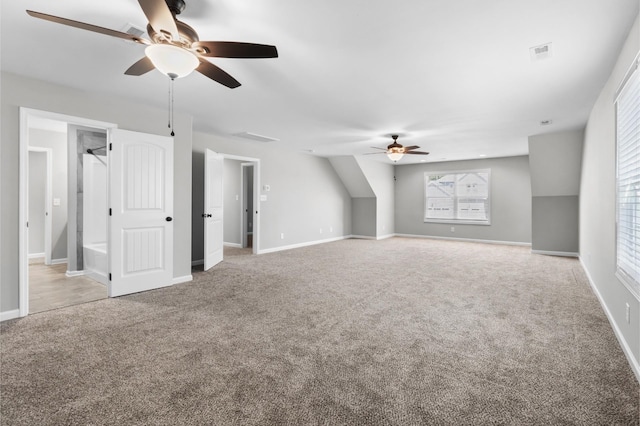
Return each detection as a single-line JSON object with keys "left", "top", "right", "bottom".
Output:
{"left": 204, "top": 149, "right": 224, "bottom": 271}
{"left": 109, "top": 128, "right": 173, "bottom": 297}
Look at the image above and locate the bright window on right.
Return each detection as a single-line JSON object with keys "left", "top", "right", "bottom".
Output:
{"left": 615, "top": 57, "right": 640, "bottom": 299}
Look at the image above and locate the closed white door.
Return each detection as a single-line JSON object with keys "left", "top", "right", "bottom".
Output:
{"left": 204, "top": 149, "right": 223, "bottom": 271}
{"left": 109, "top": 129, "right": 173, "bottom": 297}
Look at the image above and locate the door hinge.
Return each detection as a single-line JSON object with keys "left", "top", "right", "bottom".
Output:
{"left": 109, "top": 143, "right": 113, "bottom": 151}
{"left": 109, "top": 273, "right": 112, "bottom": 281}
{"left": 109, "top": 208, "right": 112, "bottom": 216}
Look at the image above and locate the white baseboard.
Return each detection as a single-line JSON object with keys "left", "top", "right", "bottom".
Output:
{"left": 224, "top": 242, "right": 242, "bottom": 248}
{"left": 51, "top": 258, "right": 68, "bottom": 265}
{"left": 191, "top": 259, "right": 204, "bottom": 266}
{"left": 172, "top": 275, "right": 193, "bottom": 285}
{"left": 395, "top": 233, "right": 531, "bottom": 247}
{"left": 28, "top": 253, "right": 44, "bottom": 259}
{"left": 532, "top": 250, "right": 579, "bottom": 258}
{"left": 579, "top": 257, "right": 640, "bottom": 384}
{"left": 258, "top": 236, "right": 349, "bottom": 254}
{"left": 0, "top": 309, "right": 20, "bottom": 322}
{"left": 65, "top": 270, "right": 85, "bottom": 277}
{"left": 349, "top": 234, "right": 377, "bottom": 240}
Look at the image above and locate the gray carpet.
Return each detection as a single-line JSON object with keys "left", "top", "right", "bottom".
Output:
{"left": 1, "top": 238, "right": 638, "bottom": 425}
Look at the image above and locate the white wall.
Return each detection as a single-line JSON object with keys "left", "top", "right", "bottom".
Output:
{"left": 0, "top": 72, "right": 193, "bottom": 314}
{"left": 580, "top": 13, "right": 639, "bottom": 374}
{"left": 395, "top": 156, "right": 532, "bottom": 244}
{"left": 191, "top": 132, "right": 352, "bottom": 259}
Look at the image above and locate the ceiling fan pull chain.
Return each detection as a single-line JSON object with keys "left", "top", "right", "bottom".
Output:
{"left": 168, "top": 77, "right": 175, "bottom": 137}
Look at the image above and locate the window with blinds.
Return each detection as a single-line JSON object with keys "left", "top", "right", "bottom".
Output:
{"left": 616, "top": 58, "right": 640, "bottom": 299}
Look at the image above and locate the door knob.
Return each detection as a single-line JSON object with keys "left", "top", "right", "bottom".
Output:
{"left": 166, "top": 217, "right": 173, "bottom": 222}
{"left": 201, "top": 214, "right": 212, "bottom": 218}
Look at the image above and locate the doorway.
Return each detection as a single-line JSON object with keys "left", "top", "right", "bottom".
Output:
{"left": 19, "top": 109, "right": 116, "bottom": 316}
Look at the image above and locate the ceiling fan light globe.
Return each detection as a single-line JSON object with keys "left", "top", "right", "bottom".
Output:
{"left": 145, "top": 44, "right": 199, "bottom": 78}
{"left": 387, "top": 152, "right": 404, "bottom": 162}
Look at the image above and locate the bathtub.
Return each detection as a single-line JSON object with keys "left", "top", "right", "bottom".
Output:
{"left": 83, "top": 242, "right": 107, "bottom": 285}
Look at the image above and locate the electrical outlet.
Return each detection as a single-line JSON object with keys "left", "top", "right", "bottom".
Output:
{"left": 626, "top": 303, "right": 630, "bottom": 324}
{"left": 330, "top": 226, "right": 333, "bottom": 233}
{"left": 450, "top": 227, "right": 455, "bottom": 233}
{"left": 280, "top": 233, "right": 284, "bottom": 240}
{"left": 320, "top": 228, "right": 323, "bottom": 234}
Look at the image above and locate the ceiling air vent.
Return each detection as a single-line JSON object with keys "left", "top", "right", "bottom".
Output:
{"left": 122, "top": 23, "right": 146, "bottom": 38}
{"left": 233, "top": 132, "right": 279, "bottom": 143}
{"left": 530, "top": 42, "right": 553, "bottom": 61}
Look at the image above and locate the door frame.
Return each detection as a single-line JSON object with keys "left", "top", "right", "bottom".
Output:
{"left": 27, "top": 147, "right": 53, "bottom": 265}
{"left": 19, "top": 107, "right": 117, "bottom": 317}
{"left": 222, "top": 154, "right": 260, "bottom": 255}
{"left": 240, "top": 163, "right": 254, "bottom": 249}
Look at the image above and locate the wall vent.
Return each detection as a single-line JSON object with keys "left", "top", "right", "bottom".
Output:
{"left": 540, "top": 119, "right": 553, "bottom": 126}
{"left": 233, "top": 132, "right": 279, "bottom": 143}
{"left": 530, "top": 42, "right": 553, "bottom": 61}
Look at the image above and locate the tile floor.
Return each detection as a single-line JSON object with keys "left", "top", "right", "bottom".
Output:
{"left": 29, "top": 261, "right": 107, "bottom": 314}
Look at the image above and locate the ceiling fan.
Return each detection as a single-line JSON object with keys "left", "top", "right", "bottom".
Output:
{"left": 26, "top": 0, "right": 278, "bottom": 88}
{"left": 371, "top": 135, "right": 430, "bottom": 162}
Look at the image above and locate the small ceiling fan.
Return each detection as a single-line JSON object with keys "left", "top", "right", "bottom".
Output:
{"left": 370, "top": 135, "right": 430, "bottom": 162}
{"left": 26, "top": 0, "right": 278, "bottom": 88}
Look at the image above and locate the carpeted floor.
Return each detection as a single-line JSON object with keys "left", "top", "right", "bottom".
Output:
{"left": 1, "top": 238, "right": 638, "bottom": 425}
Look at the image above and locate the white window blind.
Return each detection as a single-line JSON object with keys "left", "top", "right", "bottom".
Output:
{"left": 616, "top": 60, "right": 640, "bottom": 298}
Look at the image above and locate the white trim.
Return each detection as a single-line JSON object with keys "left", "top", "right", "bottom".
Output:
{"left": 0, "top": 310, "right": 21, "bottom": 322}
{"left": 172, "top": 275, "right": 193, "bottom": 285}
{"left": 376, "top": 233, "right": 395, "bottom": 240}
{"left": 350, "top": 235, "right": 378, "bottom": 240}
{"left": 394, "top": 233, "right": 531, "bottom": 247}
{"left": 191, "top": 259, "right": 204, "bottom": 266}
{"left": 531, "top": 250, "right": 579, "bottom": 258}
{"left": 257, "top": 236, "right": 349, "bottom": 254}
{"left": 65, "top": 270, "right": 85, "bottom": 277}
{"left": 51, "top": 258, "right": 68, "bottom": 265}
{"left": 579, "top": 257, "right": 640, "bottom": 384}
{"left": 29, "top": 253, "right": 45, "bottom": 259}
{"left": 224, "top": 242, "right": 242, "bottom": 248}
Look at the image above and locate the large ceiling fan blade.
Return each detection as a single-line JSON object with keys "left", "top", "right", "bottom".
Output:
{"left": 406, "top": 151, "right": 430, "bottom": 155}
{"left": 196, "top": 60, "right": 241, "bottom": 88}
{"left": 192, "top": 41, "right": 278, "bottom": 58}
{"left": 137, "top": 0, "right": 180, "bottom": 41}
{"left": 370, "top": 147, "right": 388, "bottom": 151}
{"left": 125, "top": 57, "right": 155, "bottom": 76}
{"left": 26, "top": 10, "right": 150, "bottom": 44}
{"left": 403, "top": 145, "right": 420, "bottom": 151}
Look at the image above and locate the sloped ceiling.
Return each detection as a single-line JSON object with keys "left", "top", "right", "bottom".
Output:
{"left": 2, "top": 0, "right": 638, "bottom": 164}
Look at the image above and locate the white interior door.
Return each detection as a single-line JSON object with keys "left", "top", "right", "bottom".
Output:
{"left": 204, "top": 149, "right": 223, "bottom": 271}
{"left": 109, "top": 128, "right": 173, "bottom": 297}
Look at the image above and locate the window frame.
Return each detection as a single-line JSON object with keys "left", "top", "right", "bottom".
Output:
{"left": 423, "top": 169, "right": 491, "bottom": 226}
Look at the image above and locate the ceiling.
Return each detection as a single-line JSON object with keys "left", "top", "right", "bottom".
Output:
{"left": 2, "top": 0, "right": 638, "bottom": 164}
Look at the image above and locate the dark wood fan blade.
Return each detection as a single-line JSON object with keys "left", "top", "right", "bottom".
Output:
{"left": 196, "top": 60, "right": 241, "bottom": 88}
{"left": 125, "top": 57, "right": 155, "bottom": 76}
{"left": 26, "top": 10, "right": 150, "bottom": 44}
{"left": 192, "top": 41, "right": 278, "bottom": 58}
{"left": 406, "top": 151, "right": 430, "bottom": 155}
{"left": 403, "top": 145, "right": 420, "bottom": 151}
{"left": 138, "top": 0, "right": 180, "bottom": 41}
